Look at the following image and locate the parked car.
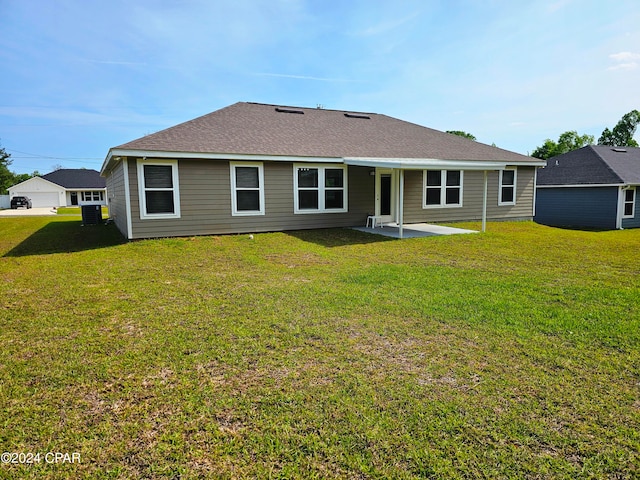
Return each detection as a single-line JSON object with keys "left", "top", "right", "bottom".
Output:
{"left": 10, "top": 196, "right": 32, "bottom": 209}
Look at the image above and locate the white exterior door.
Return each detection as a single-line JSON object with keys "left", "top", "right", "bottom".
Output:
{"left": 375, "top": 169, "right": 395, "bottom": 223}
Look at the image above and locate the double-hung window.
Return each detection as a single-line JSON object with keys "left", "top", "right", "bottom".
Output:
{"left": 499, "top": 168, "right": 517, "bottom": 205}
{"left": 137, "top": 160, "right": 180, "bottom": 219}
{"left": 623, "top": 188, "right": 636, "bottom": 218}
{"left": 230, "top": 162, "right": 265, "bottom": 215}
{"left": 423, "top": 170, "right": 463, "bottom": 208}
{"left": 81, "top": 191, "right": 103, "bottom": 202}
{"left": 294, "top": 164, "right": 347, "bottom": 213}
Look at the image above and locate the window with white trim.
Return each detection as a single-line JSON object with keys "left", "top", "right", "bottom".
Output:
{"left": 137, "top": 160, "right": 180, "bottom": 219}
{"left": 623, "top": 188, "right": 636, "bottom": 218}
{"left": 499, "top": 168, "right": 517, "bottom": 205}
{"left": 230, "top": 162, "right": 265, "bottom": 216}
{"left": 423, "top": 170, "right": 463, "bottom": 208}
{"left": 81, "top": 191, "right": 104, "bottom": 202}
{"left": 294, "top": 164, "right": 347, "bottom": 213}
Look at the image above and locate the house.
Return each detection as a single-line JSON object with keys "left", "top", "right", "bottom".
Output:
{"left": 535, "top": 145, "right": 640, "bottom": 230}
{"left": 8, "top": 169, "right": 107, "bottom": 208}
{"left": 100, "top": 102, "right": 546, "bottom": 240}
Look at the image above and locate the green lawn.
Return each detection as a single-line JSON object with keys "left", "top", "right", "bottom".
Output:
{"left": 0, "top": 218, "right": 638, "bottom": 479}
{"left": 56, "top": 206, "right": 109, "bottom": 216}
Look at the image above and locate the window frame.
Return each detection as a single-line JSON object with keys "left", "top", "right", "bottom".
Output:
{"left": 230, "top": 162, "right": 265, "bottom": 216}
{"left": 137, "top": 159, "right": 181, "bottom": 220}
{"left": 81, "top": 191, "right": 104, "bottom": 202}
{"left": 293, "top": 164, "right": 348, "bottom": 214}
{"left": 422, "top": 170, "right": 463, "bottom": 209}
{"left": 498, "top": 168, "right": 517, "bottom": 206}
{"left": 622, "top": 187, "right": 636, "bottom": 218}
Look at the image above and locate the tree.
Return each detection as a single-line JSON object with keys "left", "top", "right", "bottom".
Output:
{"left": 531, "top": 131, "right": 594, "bottom": 160}
{"left": 0, "top": 142, "right": 14, "bottom": 194}
{"left": 598, "top": 110, "right": 640, "bottom": 147}
{"left": 446, "top": 130, "right": 476, "bottom": 141}
{"left": 0, "top": 141, "right": 36, "bottom": 194}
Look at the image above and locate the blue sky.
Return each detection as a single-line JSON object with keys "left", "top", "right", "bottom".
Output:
{"left": 1, "top": 0, "right": 639, "bottom": 174}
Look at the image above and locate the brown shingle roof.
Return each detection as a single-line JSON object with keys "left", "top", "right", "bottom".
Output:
{"left": 114, "top": 102, "right": 535, "bottom": 163}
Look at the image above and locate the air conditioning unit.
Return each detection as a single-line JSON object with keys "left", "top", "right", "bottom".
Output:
{"left": 81, "top": 205, "right": 102, "bottom": 225}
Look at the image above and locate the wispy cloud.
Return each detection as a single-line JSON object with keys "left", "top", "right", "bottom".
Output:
{"left": 608, "top": 51, "right": 640, "bottom": 70}
{"left": 354, "top": 12, "right": 421, "bottom": 37}
{"left": 252, "top": 72, "right": 361, "bottom": 83}
{"left": 79, "top": 59, "right": 150, "bottom": 67}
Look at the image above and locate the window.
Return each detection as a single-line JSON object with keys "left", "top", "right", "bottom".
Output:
{"left": 294, "top": 164, "right": 347, "bottom": 213}
{"left": 499, "top": 168, "right": 517, "bottom": 205}
{"left": 423, "top": 170, "right": 463, "bottom": 208}
{"left": 137, "top": 160, "right": 180, "bottom": 219}
{"left": 623, "top": 188, "right": 636, "bottom": 218}
{"left": 81, "top": 191, "right": 104, "bottom": 202}
{"left": 230, "top": 163, "right": 265, "bottom": 215}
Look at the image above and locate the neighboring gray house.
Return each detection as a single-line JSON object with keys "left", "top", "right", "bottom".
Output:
{"left": 535, "top": 145, "right": 640, "bottom": 230}
{"left": 8, "top": 169, "right": 107, "bottom": 208}
{"left": 100, "top": 102, "right": 545, "bottom": 240}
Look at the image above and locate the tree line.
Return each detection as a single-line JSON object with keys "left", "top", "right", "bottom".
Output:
{"left": 448, "top": 110, "right": 639, "bottom": 160}
{"left": 531, "top": 109, "right": 640, "bottom": 159}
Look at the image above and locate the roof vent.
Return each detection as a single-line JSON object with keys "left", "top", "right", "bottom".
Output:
{"left": 344, "top": 113, "right": 370, "bottom": 119}
{"left": 275, "top": 107, "right": 304, "bottom": 114}
{"left": 612, "top": 148, "right": 627, "bottom": 153}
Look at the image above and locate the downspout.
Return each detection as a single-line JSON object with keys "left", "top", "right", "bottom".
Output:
{"left": 617, "top": 185, "right": 627, "bottom": 230}
{"left": 399, "top": 169, "right": 404, "bottom": 239}
{"left": 532, "top": 167, "right": 538, "bottom": 218}
{"left": 482, "top": 170, "right": 488, "bottom": 233}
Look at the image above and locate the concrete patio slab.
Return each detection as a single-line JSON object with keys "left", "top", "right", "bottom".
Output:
{"left": 352, "top": 223, "right": 477, "bottom": 239}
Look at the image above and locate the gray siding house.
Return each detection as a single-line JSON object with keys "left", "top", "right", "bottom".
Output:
{"left": 535, "top": 145, "right": 640, "bottom": 230}
{"left": 100, "top": 102, "right": 545, "bottom": 240}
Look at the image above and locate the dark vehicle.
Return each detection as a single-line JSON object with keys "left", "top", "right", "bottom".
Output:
{"left": 10, "top": 196, "right": 32, "bottom": 209}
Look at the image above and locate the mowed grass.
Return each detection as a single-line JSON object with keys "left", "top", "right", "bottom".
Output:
{"left": 0, "top": 218, "right": 638, "bottom": 479}
{"left": 56, "top": 206, "right": 109, "bottom": 216}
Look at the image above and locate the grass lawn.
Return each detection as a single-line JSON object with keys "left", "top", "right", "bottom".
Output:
{"left": 56, "top": 206, "right": 109, "bottom": 216}
{"left": 0, "top": 218, "right": 638, "bottom": 479}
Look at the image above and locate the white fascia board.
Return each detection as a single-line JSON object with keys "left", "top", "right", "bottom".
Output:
{"left": 101, "top": 149, "right": 545, "bottom": 174}
{"left": 100, "top": 150, "right": 118, "bottom": 176}
{"left": 106, "top": 149, "right": 343, "bottom": 164}
{"left": 344, "top": 157, "right": 509, "bottom": 171}
{"left": 536, "top": 183, "right": 624, "bottom": 188}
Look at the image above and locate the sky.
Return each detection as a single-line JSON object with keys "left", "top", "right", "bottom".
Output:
{"left": 1, "top": 0, "right": 639, "bottom": 175}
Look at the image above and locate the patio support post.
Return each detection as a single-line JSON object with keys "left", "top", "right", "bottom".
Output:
{"left": 482, "top": 170, "right": 488, "bottom": 233}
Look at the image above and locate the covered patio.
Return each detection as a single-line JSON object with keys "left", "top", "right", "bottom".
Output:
{"left": 344, "top": 157, "right": 509, "bottom": 238}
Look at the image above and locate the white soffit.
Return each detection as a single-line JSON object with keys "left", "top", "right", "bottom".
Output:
{"left": 344, "top": 157, "right": 510, "bottom": 171}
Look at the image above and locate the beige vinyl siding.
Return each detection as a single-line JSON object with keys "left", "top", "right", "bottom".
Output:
{"left": 128, "top": 158, "right": 374, "bottom": 239}
{"left": 403, "top": 167, "right": 536, "bottom": 223}
{"left": 104, "top": 159, "right": 129, "bottom": 238}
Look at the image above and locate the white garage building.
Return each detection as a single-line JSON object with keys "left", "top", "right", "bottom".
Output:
{"left": 8, "top": 169, "right": 107, "bottom": 208}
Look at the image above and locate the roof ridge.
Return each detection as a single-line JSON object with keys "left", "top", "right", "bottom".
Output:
{"left": 588, "top": 145, "right": 625, "bottom": 183}
{"left": 244, "top": 101, "right": 378, "bottom": 116}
